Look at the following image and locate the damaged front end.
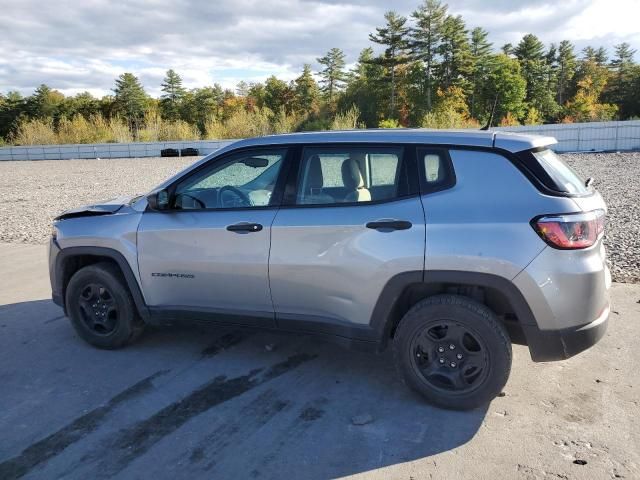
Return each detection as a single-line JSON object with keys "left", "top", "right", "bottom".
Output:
{"left": 54, "top": 195, "right": 140, "bottom": 221}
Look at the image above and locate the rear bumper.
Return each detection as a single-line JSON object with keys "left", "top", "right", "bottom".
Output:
{"left": 513, "top": 241, "right": 610, "bottom": 361}
{"left": 521, "top": 303, "right": 609, "bottom": 361}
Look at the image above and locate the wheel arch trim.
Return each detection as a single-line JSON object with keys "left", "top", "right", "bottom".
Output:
{"left": 370, "top": 270, "right": 538, "bottom": 348}
{"left": 55, "top": 246, "right": 150, "bottom": 319}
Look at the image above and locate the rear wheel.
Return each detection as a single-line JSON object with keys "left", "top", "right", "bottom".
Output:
{"left": 65, "top": 262, "right": 144, "bottom": 349}
{"left": 393, "top": 294, "right": 511, "bottom": 410}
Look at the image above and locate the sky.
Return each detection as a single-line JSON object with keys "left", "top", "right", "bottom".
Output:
{"left": 0, "top": 0, "right": 639, "bottom": 98}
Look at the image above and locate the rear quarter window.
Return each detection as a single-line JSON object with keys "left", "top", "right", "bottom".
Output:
{"left": 532, "top": 149, "right": 590, "bottom": 195}
{"left": 417, "top": 148, "right": 456, "bottom": 194}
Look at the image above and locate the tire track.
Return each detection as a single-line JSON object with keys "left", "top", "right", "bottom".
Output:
{"left": 0, "top": 369, "right": 168, "bottom": 480}
{"left": 188, "top": 388, "right": 291, "bottom": 471}
{"left": 82, "top": 353, "right": 316, "bottom": 478}
{"left": 200, "top": 330, "right": 252, "bottom": 357}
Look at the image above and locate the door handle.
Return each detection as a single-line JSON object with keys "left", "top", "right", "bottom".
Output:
{"left": 366, "top": 220, "right": 412, "bottom": 231}
{"left": 226, "top": 222, "right": 263, "bottom": 233}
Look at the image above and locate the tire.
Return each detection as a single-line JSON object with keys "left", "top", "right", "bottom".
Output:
{"left": 393, "top": 294, "right": 511, "bottom": 410}
{"left": 65, "top": 262, "right": 145, "bottom": 349}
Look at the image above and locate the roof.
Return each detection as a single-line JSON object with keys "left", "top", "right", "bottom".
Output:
{"left": 219, "top": 128, "right": 557, "bottom": 154}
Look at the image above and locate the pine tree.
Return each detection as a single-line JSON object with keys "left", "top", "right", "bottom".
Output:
{"left": 369, "top": 11, "right": 411, "bottom": 117}
{"left": 437, "top": 15, "right": 472, "bottom": 90}
{"left": 113, "top": 73, "right": 148, "bottom": 131}
{"left": 316, "top": 48, "right": 347, "bottom": 102}
{"left": 340, "top": 47, "right": 387, "bottom": 127}
{"left": 611, "top": 42, "right": 636, "bottom": 70}
{"left": 556, "top": 40, "right": 577, "bottom": 105}
{"left": 469, "top": 27, "right": 493, "bottom": 118}
{"left": 294, "top": 64, "right": 320, "bottom": 114}
{"left": 514, "top": 34, "right": 559, "bottom": 119}
{"left": 160, "top": 69, "right": 185, "bottom": 120}
{"left": 594, "top": 47, "right": 608, "bottom": 66}
{"left": 235, "top": 81, "right": 249, "bottom": 97}
{"left": 546, "top": 43, "right": 558, "bottom": 92}
{"left": 28, "top": 84, "right": 64, "bottom": 119}
{"left": 0, "top": 91, "right": 26, "bottom": 140}
{"left": 583, "top": 46, "right": 608, "bottom": 66}
{"left": 410, "top": 0, "right": 448, "bottom": 112}
{"left": 604, "top": 43, "right": 637, "bottom": 117}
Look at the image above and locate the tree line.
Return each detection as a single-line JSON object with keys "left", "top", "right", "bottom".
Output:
{"left": 1, "top": 0, "right": 639, "bottom": 145}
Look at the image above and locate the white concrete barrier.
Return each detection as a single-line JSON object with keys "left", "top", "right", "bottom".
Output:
{"left": 1, "top": 120, "right": 640, "bottom": 160}
{"left": 0, "top": 140, "right": 237, "bottom": 161}
{"left": 495, "top": 120, "right": 640, "bottom": 153}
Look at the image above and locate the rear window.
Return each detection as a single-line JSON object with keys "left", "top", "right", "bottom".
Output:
{"left": 531, "top": 149, "right": 590, "bottom": 195}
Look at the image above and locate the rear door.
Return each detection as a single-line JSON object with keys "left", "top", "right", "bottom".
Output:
{"left": 269, "top": 144, "right": 425, "bottom": 336}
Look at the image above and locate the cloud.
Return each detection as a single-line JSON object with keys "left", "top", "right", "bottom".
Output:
{"left": 0, "top": 0, "right": 638, "bottom": 97}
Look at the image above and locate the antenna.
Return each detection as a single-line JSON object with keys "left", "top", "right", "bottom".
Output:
{"left": 481, "top": 94, "right": 499, "bottom": 131}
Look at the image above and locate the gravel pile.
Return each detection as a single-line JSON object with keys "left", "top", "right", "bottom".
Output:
{"left": 0, "top": 152, "right": 638, "bottom": 283}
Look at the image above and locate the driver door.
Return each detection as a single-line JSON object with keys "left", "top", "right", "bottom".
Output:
{"left": 137, "top": 147, "right": 288, "bottom": 325}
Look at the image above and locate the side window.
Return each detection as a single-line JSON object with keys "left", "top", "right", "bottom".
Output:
{"left": 295, "top": 146, "right": 407, "bottom": 205}
{"left": 173, "top": 149, "right": 286, "bottom": 210}
{"left": 417, "top": 148, "right": 455, "bottom": 193}
{"left": 370, "top": 154, "right": 399, "bottom": 186}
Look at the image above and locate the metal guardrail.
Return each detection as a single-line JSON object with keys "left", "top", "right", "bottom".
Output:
{"left": 0, "top": 140, "right": 237, "bottom": 161}
{"left": 1, "top": 120, "right": 640, "bottom": 160}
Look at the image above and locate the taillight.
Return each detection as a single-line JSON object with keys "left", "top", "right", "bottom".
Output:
{"left": 531, "top": 209, "right": 605, "bottom": 250}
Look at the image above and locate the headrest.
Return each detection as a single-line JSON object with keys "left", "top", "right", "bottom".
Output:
{"left": 341, "top": 158, "right": 364, "bottom": 190}
{"left": 306, "top": 154, "right": 324, "bottom": 190}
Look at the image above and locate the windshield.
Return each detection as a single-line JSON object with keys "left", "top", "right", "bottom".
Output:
{"left": 532, "top": 149, "right": 590, "bottom": 195}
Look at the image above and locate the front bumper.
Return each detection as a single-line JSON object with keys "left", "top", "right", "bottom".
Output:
{"left": 520, "top": 303, "right": 609, "bottom": 361}
{"left": 49, "top": 237, "right": 64, "bottom": 308}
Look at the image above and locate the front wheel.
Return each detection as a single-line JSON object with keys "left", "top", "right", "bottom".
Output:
{"left": 393, "top": 294, "right": 512, "bottom": 410}
{"left": 65, "top": 262, "right": 144, "bottom": 349}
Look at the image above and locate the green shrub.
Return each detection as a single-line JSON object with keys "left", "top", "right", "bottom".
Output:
{"left": 12, "top": 118, "right": 58, "bottom": 145}
{"left": 378, "top": 118, "right": 401, "bottom": 128}
{"left": 330, "top": 106, "right": 363, "bottom": 130}
{"left": 137, "top": 109, "right": 161, "bottom": 142}
{"left": 523, "top": 107, "right": 542, "bottom": 126}
{"left": 299, "top": 116, "right": 331, "bottom": 131}
{"left": 57, "top": 115, "right": 96, "bottom": 144}
{"left": 204, "top": 108, "right": 273, "bottom": 139}
{"left": 106, "top": 117, "right": 133, "bottom": 143}
{"left": 272, "top": 108, "right": 301, "bottom": 134}
{"left": 160, "top": 120, "right": 200, "bottom": 141}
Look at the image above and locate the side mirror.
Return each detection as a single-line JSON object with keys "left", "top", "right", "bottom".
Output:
{"left": 147, "top": 189, "right": 170, "bottom": 211}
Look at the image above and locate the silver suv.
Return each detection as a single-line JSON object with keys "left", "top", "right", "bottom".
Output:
{"left": 49, "top": 130, "right": 610, "bottom": 410}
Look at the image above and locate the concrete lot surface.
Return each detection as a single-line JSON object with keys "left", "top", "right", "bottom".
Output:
{"left": 0, "top": 242, "right": 638, "bottom": 480}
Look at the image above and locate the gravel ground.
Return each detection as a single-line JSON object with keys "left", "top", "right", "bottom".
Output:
{"left": 564, "top": 152, "right": 640, "bottom": 284}
{"left": 0, "top": 152, "right": 638, "bottom": 283}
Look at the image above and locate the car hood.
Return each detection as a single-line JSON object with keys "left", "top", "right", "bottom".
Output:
{"left": 55, "top": 195, "right": 140, "bottom": 220}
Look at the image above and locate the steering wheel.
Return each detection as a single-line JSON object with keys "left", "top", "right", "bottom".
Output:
{"left": 175, "top": 193, "right": 206, "bottom": 209}
{"left": 219, "top": 185, "right": 252, "bottom": 208}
